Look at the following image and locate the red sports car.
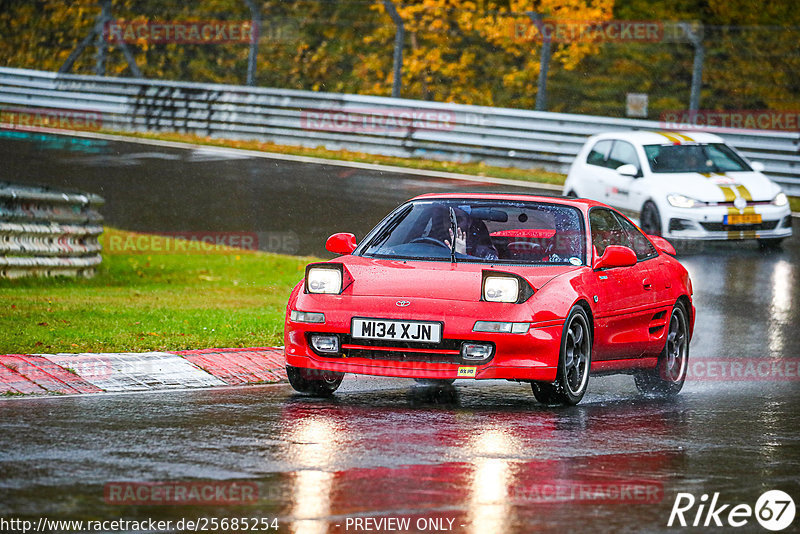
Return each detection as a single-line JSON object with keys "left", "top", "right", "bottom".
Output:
{"left": 284, "top": 193, "right": 694, "bottom": 405}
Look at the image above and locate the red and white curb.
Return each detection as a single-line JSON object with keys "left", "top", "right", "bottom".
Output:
{"left": 0, "top": 347, "right": 286, "bottom": 396}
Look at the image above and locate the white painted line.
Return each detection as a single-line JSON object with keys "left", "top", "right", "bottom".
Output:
{"left": 20, "top": 127, "right": 565, "bottom": 192}
{"left": 40, "top": 352, "right": 225, "bottom": 392}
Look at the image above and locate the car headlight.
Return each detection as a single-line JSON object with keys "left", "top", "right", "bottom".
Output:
{"left": 481, "top": 271, "right": 534, "bottom": 304}
{"left": 306, "top": 266, "right": 343, "bottom": 294}
{"left": 667, "top": 194, "right": 705, "bottom": 208}
{"left": 772, "top": 192, "right": 788, "bottom": 207}
{"left": 483, "top": 276, "right": 519, "bottom": 303}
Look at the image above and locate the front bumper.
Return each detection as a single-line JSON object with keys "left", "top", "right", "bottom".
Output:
{"left": 284, "top": 294, "right": 563, "bottom": 382}
{"left": 662, "top": 203, "right": 792, "bottom": 240}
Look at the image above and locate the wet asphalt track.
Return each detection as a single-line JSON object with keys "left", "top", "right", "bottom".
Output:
{"left": 1, "top": 131, "right": 799, "bottom": 533}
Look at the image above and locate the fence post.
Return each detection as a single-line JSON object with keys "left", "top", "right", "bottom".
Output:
{"left": 383, "top": 0, "right": 405, "bottom": 98}
{"left": 94, "top": 0, "right": 111, "bottom": 76}
{"left": 59, "top": 0, "right": 142, "bottom": 77}
{"left": 684, "top": 22, "right": 704, "bottom": 113}
{"left": 528, "top": 12, "right": 551, "bottom": 112}
{"left": 245, "top": 0, "right": 261, "bottom": 86}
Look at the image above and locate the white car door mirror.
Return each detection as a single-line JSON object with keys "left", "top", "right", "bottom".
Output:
{"left": 750, "top": 161, "right": 765, "bottom": 172}
{"left": 616, "top": 164, "right": 639, "bottom": 177}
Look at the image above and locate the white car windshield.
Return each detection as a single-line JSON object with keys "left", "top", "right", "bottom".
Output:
{"left": 644, "top": 143, "right": 752, "bottom": 173}
{"left": 359, "top": 199, "right": 586, "bottom": 265}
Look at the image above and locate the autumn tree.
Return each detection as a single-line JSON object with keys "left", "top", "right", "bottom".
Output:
{"left": 0, "top": 0, "right": 797, "bottom": 115}
{"left": 360, "top": 0, "right": 614, "bottom": 107}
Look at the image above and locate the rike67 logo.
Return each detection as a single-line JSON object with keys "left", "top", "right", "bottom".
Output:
{"left": 668, "top": 490, "right": 795, "bottom": 531}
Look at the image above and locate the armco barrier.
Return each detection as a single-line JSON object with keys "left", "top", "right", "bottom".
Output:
{"left": 0, "top": 182, "right": 103, "bottom": 278}
{"left": 0, "top": 66, "right": 798, "bottom": 195}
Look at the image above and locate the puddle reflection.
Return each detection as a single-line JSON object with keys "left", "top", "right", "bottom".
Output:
{"left": 278, "top": 394, "right": 688, "bottom": 532}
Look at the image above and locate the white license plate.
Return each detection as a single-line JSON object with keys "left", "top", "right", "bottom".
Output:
{"left": 351, "top": 318, "right": 442, "bottom": 343}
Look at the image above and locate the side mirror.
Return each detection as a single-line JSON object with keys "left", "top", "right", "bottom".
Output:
{"left": 750, "top": 161, "right": 766, "bottom": 172}
{"left": 593, "top": 245, "right": 638, "bottom": 270}
{"left": 648, "top": 235, "right": 676, "bottom": 256}
{"left": 325, "top": 233, "right": 357, "bottom": 255}
{"left": 616, "top": 164, "right": 639, "bottom": 178}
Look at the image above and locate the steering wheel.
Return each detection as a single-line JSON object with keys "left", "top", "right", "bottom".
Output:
{"left": 409, "top": 236, "right": 450, "bottom": 249}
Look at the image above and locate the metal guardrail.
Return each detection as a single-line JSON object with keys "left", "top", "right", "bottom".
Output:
{"left": 0, "top": 66, "right": 798, "bottom": 195}
{"left": 0, "top": 182, "right": 103, "bottom": 278}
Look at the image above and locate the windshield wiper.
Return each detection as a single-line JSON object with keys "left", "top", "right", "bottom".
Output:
{"left": 448, "top": 207, "right": 458, "bottom": 264}
{"left": 366, "top": 204, "right": 412, "bottom": 251}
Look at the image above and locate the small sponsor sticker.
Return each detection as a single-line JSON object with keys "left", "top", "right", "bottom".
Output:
{"left": 569, "top": 257, "right": 583, "bottom": 266}
{"left": 457, "top": 367, "right": 477, "bottom": 377}
{"left": 711, "top": 176, "right": 736, "bottom": 185}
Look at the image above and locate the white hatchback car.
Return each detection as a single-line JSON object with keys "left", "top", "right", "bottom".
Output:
{"left": 563, "top": 131, "right": 792, "bottom": 246}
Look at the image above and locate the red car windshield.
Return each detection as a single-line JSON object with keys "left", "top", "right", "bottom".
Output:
{"left": 360, "top": 199, "right": 586, "bottom": 265}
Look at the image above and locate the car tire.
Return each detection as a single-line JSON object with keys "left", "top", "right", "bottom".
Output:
{"left": 640, "top": 201, "right": 662, "bottom": 236}
{"left": 531, "top": 305, "right": 592, "bottom": 406}
{"left": 286, "top": 365, "right": 344, "bottom": 396}
{"left": 634, "top": 303, "right": 689, "bottom": 396}
{"left": 758, "top": 238, "right": 784, "bottom": 249}
{"left": 413, "top": 378, "right": 456, "bottom": 386}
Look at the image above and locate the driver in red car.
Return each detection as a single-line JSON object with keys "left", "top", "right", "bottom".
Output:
{"left": 444, "top": 209, "right": 500, "bottom": 260}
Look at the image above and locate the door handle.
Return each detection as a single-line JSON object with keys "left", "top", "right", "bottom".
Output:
{"left": 643, "top": 278, "right": 652, "bottom": 290}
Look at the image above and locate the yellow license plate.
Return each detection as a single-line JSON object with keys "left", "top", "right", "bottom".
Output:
{"left": 725, "top": 213, "right": 762, "bottom": 225}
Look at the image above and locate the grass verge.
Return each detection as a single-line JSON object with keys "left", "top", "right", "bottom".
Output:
{"left": 790, "top": 196, "right": 800, "bottom": 214}
{"left": 106, "top": 129, "right": 569, "bottom": 187}
{"left": 0, "top": 228, "right": 315, "bottom": 354}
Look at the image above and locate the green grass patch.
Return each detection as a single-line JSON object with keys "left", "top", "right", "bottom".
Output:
{"left": 0, "top": 228, "right": 316, "bottom": 354}
{"left": 789, "top": 195, "right": 800, "bottom": 214}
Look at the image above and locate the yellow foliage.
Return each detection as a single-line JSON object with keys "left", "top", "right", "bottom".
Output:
{"left": 364, "top": 0, "right": 614, "bottom": 106}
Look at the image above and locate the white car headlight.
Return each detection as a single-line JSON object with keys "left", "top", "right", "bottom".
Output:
{"left": 667, "top": 194, "right": 704, "bottom": 208}
{"left": 306, "top": 266, "right": 342, "bottom": 294}
{"left": 483, "top": 276, "right": 519, "bottom": 303}
{"left": 772, "top": 192, "right": 788, "bottom": 207}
